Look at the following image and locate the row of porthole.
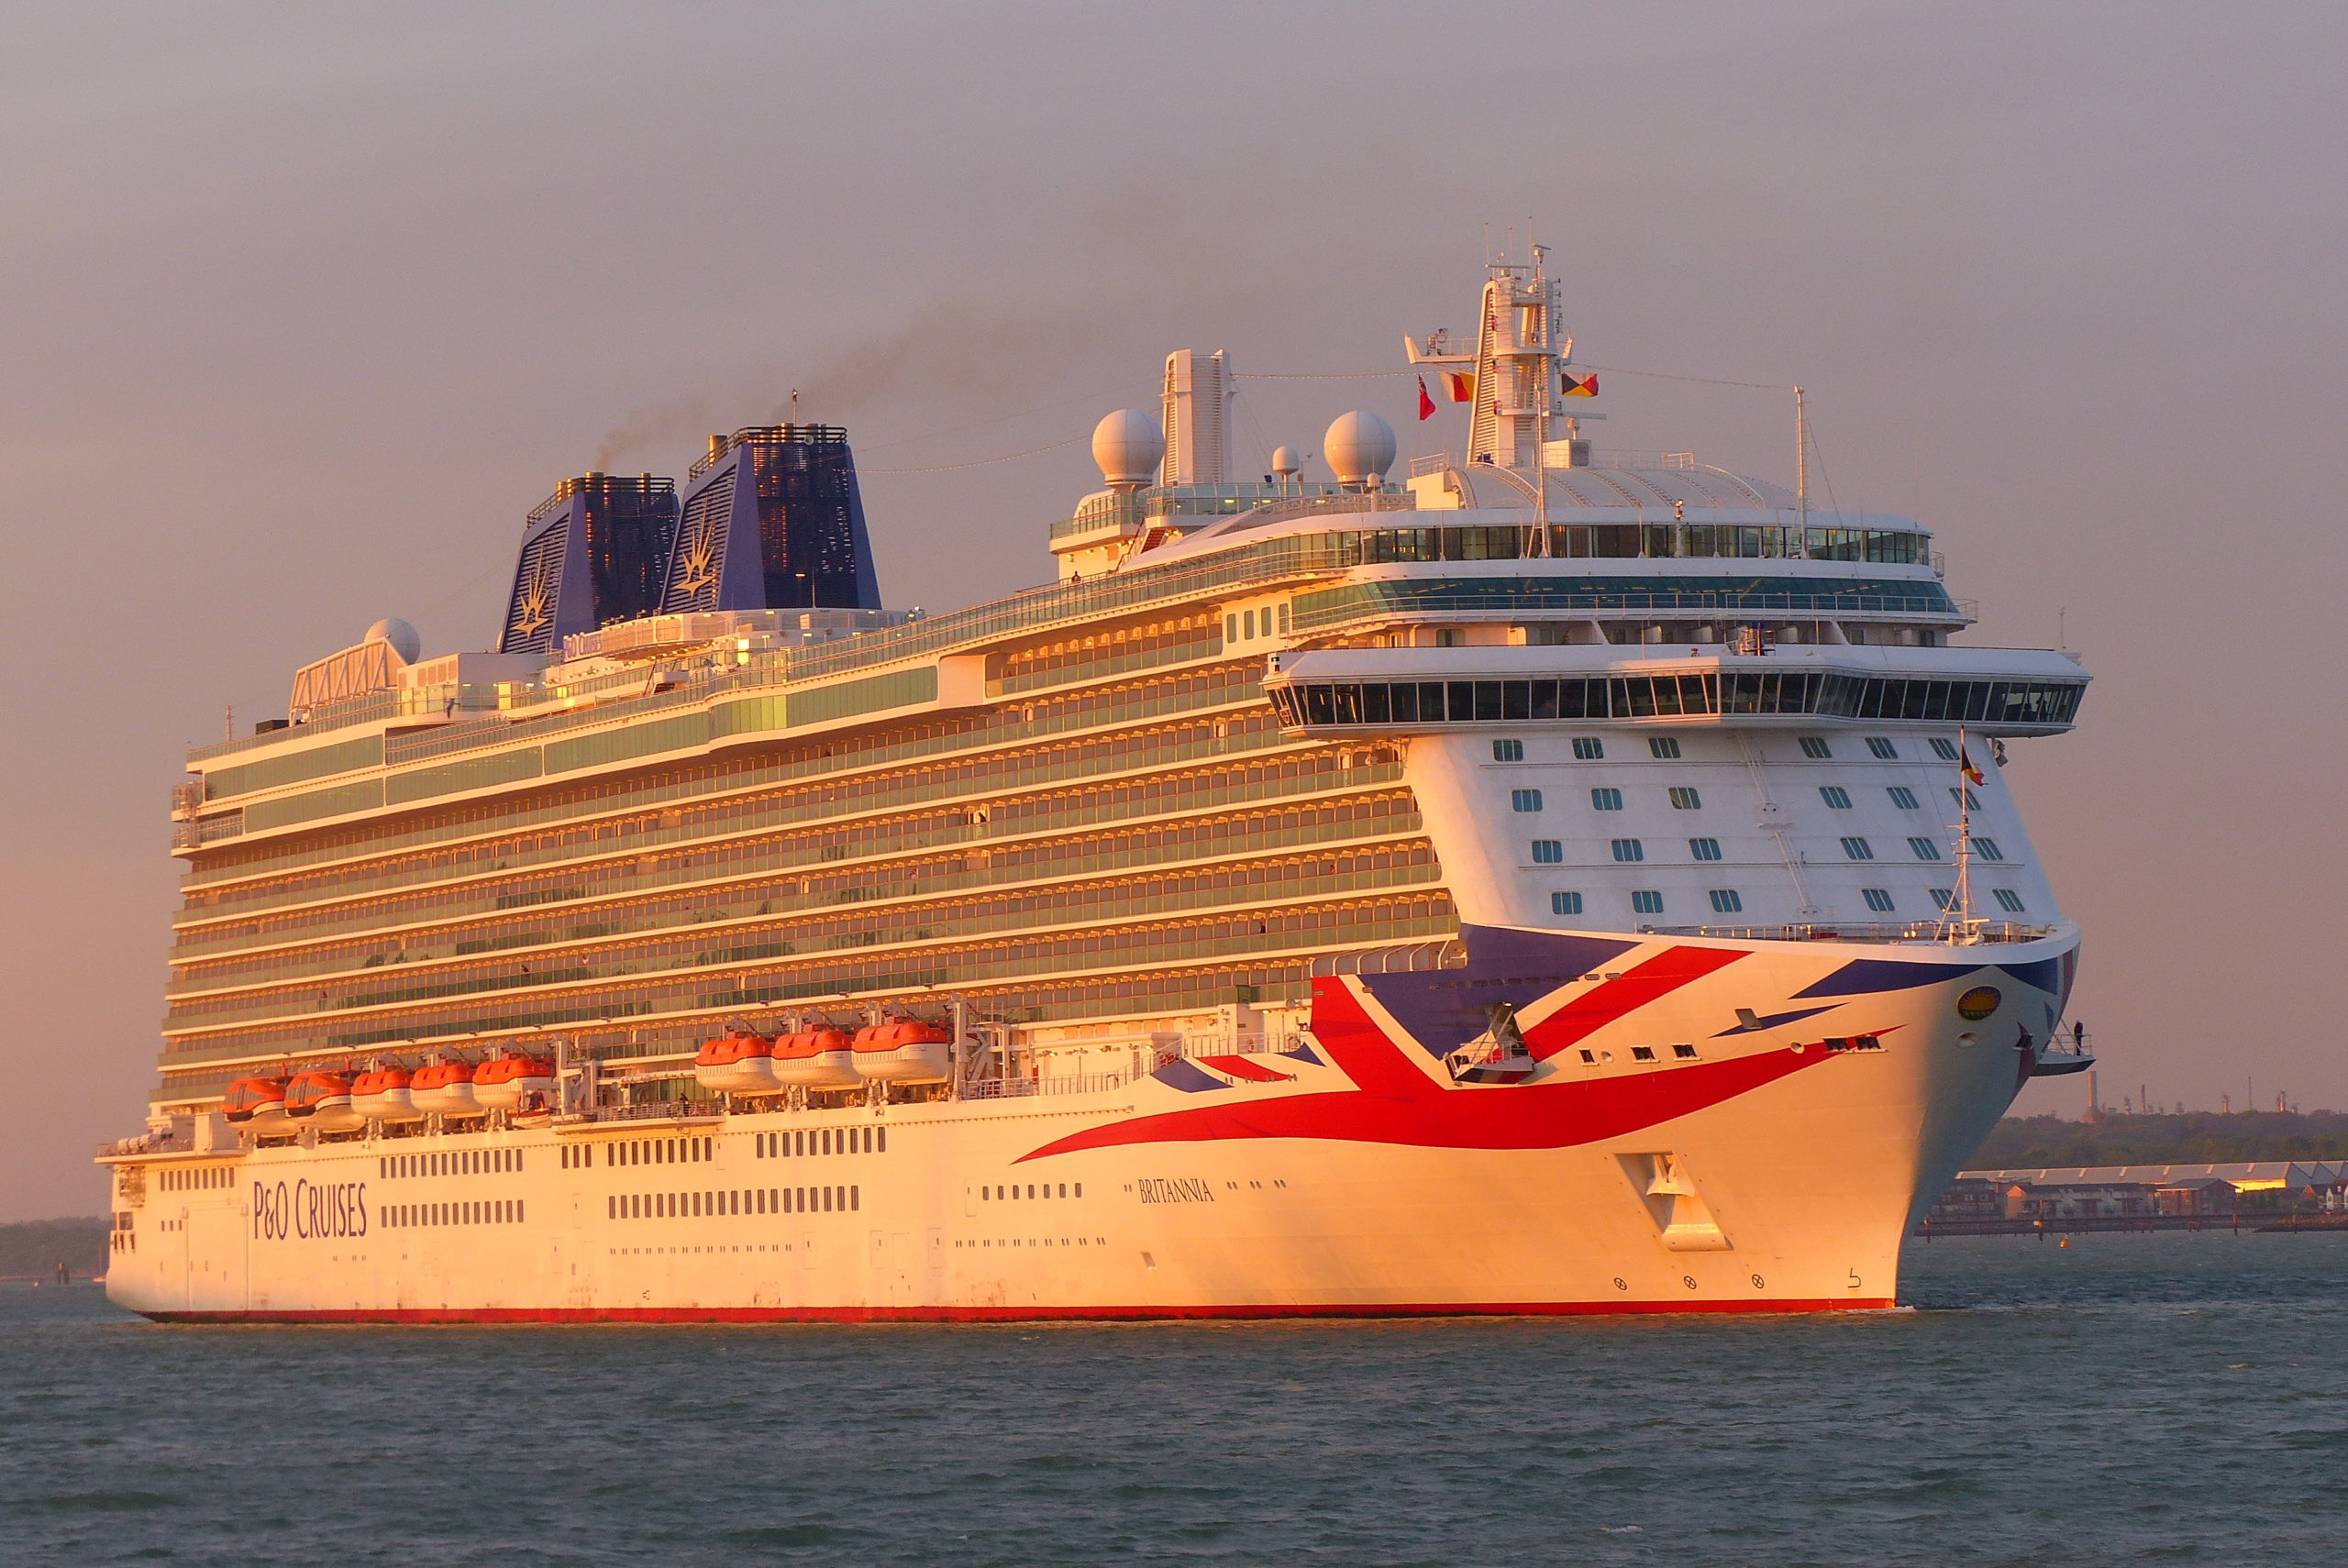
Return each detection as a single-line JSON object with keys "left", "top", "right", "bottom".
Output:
{"left": 980, "top": 1182, "right": 1080, "bottom": 1201}
{"left": 609, "top": 1186, "right": 855, "bottom": 1219}
{"left": 1609, "top": 1274, "right": 1770, "bottom": 1290}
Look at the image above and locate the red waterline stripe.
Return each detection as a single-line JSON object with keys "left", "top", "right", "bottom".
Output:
{"left": 138, "top": 1297, "right": 1897, "bottom": 1326}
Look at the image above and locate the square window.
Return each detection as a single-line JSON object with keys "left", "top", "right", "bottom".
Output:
{"left": 1668, "top": 787, "right": 1701, "bottom": 810}
{"left": 1572, "top": 736, "right": 1605, "bottom": 760}
{"left": 1819, "top": 786, "right": 1853, "bottom": 810}
{"left": 1993, "top": 889, "right": 2026, "bottom": 913}
{"left": 1590, "top": 788, "right": 1623, "bottom": 811}
{"left": 1225, "top": 614, "right": 1238, "bottom": 643}
{"left": 1972, "top": 837, "right": 2005, "bottom": 861}
{"left": 1689, "top": 837, "right": 1722, "bottom": 862}
{"left": 1929, "top": 888, "right": 1955, "bottom": 910}
{"left": 1649, "top": 736, "right": 1682, "bottom": 758}
{"left": 1866, "top": 737, "right": 1899, "bottom": 759}
{"left": 1550, "top": 891, "right": 1584, "bottom": 915}
{"left": 1862, "top": 888, "right": 1896, "bottom": 912}
{"left": 1531, "top": 839, "right": 1564, "bottom": 864}
{"left": 1244, "top": 609, "right": 1257, "bottom": 640}
{"left": 1673, "top": 1043, "right": 1700, "bottom": 1059}
{"left": 1840, "top": 836, "right": 1875, "bottom": 860}
{"left": 1631, "top": 889, "right": 1664, "bottom": 914}
{"left": 1611, "top": 839, "right": 1645, "bottom": 863}
{"left": 1949, "top": 787, "right": 1982, "bottom": 810}
{"left": 1931, "top": 737, "right": 1960, "bottom": 761}
{"left": 1491, "top": 739, "right": 1524, "bottom": 762}
{"left": 1631, "top": 1046, "right": 1657, "bottom": 1062}
{"left": 1511, "top": 789, "right": 1545, "bottom": 812}
{"left": 1887, "top": 786, "right": 1920, "bottom": 810}
{"left": 1907, "top": 836, "right": 1943, "bottom": 861}
{"left": 1578, "top": 1048, "right": 1597, "bottom": 1064}
{"left": 1707, "top": 888, "right": 1744, "bottom": 913}
{"left": 1800, "top": 736, "right": 1833, "bottom": 758}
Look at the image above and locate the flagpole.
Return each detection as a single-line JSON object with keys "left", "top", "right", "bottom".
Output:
{"left": 1952, "top": 723, "right": 1977, "bottom": 941}
{"left": 1532, "top": 243, "right": 1551, "bottom": 558}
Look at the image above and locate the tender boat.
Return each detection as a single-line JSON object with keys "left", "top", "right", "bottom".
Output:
{"left": 222, "top": 1076, "right": 290, "bottom": 1132}
{"left": 283, "top": 1070, "right": 366, "bottom": 1132}
{"left": 695, "top": 1030, "right": 782, "bottom": 1095}
{"left": 771, "top": 1028, "right": 861, "bottom": 1090}
{"left": 473, "top": 1055, "right": 556, "bottom": 1112}
{"left": 408, "top": 1060, "right": 480, "bottom": 1117}
{"left": 851, "top": 1019, "right": 953, "bottom": 1084}
{"left": 350, "top": 1066, "right": 420, "bottom": 1122}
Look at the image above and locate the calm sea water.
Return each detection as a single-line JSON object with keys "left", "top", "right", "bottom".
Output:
{"left": 4, "top": 1231, "right": 2342, "bottom": 1567}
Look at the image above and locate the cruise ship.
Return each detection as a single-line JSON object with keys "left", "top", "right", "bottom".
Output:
{"left": 101, "top": 259, "right": 2091, "bottom": 1321}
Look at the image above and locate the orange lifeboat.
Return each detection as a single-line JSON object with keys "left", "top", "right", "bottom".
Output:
{"left": 284, "top": 1070, "right": 366, "bottom": 1133}
{"left": 473, "top": 1055, "right": 556, "bottom": 1112}
{"left": 222, "top": 1076, "right": 290, "bottom": 1132}
{"left": 851, "top": 1019, "right": 953, "bottom": 1084}
{"left": 695, "top": 1030, "right": 782, "bottom": 1095}
{"left": 350, "top": 1066, "right": 421, "bottom": 1123}
{"left": 409, "top": 1060, "right": 481, "bottom": 1118}
{"left": 771, "top": 1028, "right": 861, "bottom": 1090}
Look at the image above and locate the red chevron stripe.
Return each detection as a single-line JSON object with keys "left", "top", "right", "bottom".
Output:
{"left": 1019, "top": 976, "right": 1833, "bottom": 1162}
{"left": 1519, "top": 944, "right": 1750, "bottom": 1060}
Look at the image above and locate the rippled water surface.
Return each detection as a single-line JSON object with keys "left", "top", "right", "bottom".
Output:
{"left": 5, "top": 1231, "right": 2343, "bottom": 1566}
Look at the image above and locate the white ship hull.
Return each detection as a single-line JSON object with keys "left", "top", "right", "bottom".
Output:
{"left": 107, "top": 925, "right": 2073, "bottom": 1322}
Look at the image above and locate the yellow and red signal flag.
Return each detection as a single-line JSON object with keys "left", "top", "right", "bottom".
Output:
{"left": 1560, "top": 370, "right": 1599, "bottom": 397}
{"left": 1443, "top": 370, "right": 1476, "bottom": 403}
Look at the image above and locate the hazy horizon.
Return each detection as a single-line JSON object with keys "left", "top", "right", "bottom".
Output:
{"left": 4, "top": 2, "right": 2342, "bottom": 1219}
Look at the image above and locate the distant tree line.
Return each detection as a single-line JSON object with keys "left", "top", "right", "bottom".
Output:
{"left": 1975, "top": 1110, "right": 2348, "bottom": 1168}
{"left": 0, "top": 1217, "right": 108, "bottom": 1279}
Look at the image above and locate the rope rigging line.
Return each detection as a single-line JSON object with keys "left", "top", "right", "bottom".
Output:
{"left": 859, "top": 434, "right": 1088, "bottom": 475}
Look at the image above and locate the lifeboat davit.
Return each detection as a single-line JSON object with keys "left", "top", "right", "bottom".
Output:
{"left": 283, "top": 1070, "right": 367, "bottom": 1133}
{"left": 351, "top": 1066, "right": 421, "bottom": 1123}
{"left": 473, "top": 1055, "right": 556, "bottom": 1112}
{"left": 222, "top": 1076, "right": 290, "bottom": 1132}
{"left": 852, "top": 1019, "right": 954, "bottom": 1084}
{"left": 695, "top": 1030, "right": 781, "bottom": 1095}
{"left": 771, "top": 1028, "right": 861, "bottom": 1090}
{"left": 409, "top": 1061, "right": 481, "bottom": 1118}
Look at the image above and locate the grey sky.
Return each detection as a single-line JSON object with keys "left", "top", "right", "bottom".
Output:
{"left": 4, "top": 2, "right": 2342, "bottom": 1218}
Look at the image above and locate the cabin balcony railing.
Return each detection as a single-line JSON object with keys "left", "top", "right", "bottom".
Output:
{"left": 1647, "top": 921, "right": 2056, "bottom": 945}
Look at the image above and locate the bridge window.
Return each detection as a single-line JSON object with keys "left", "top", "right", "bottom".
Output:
{"left": 1531, "top": 840, "right": 1564, "bottom": 864}
{"left": 1491, "top": 739, "right": 1523, "bottom": 761}
{"left": 1649, "top": 737, "right": 1681, "bottom": 758}
{"left": 1591, "top": 788, "right": 1623, "bottom": 811}
{"left": 1572, "top": 736, "right": 1604, "bottom": 759}
{"left": 1862, "top": 889, "right": 1896, "bottom": 912}
{"left": 1993, "top": 889, "right": 2026, "bottom": 913}
{"left": 1800, "top": 736, "right": 1833, "bottom": 758}
{"left": 1888, "top": 787, "right": 1920, "bottom": 810}
{"left": 1909, "top": 837, "right": 1943, "bottom": 860}
{"left": 1930, "top": 888, "right": 1955, "bottom": 909}
{"left": 1950, "top": 787, "right": 1982, "bottom": 810}
{"left": 1932, "top": 738, "right": 1960, "bottom": 761}
{"left": 1866, "top": 737, "right": 1899, "bottom": 759}
{"left": 1668, "top": 787, "right": 1701, "bottom": 810}
{"left": 1631, "top": 890, "right": 1664, "bottom": 914}
{"left": 1511, "top": 790, "right": 1545, "bottom": 812}
{"left": 1611, "top": 839, "right": 1645, "bottom": 863}
{"left": 1551, "top": 891, "right": 1583, "bottom": 915}
{"left": 1820, "top": 786, "right": 1853, "bottom": 809}
{"left": 1972, "top": 837, "right": 2006, "bottom": 861}
{"left": 1841, "top": 837, "right": 1875, "bottom": 860}
{"left": 1689, "top": 837, "right": 1722, "bottom": 861}
{"left": 1707, "top": 889, "right": 1743, "bottom": 913}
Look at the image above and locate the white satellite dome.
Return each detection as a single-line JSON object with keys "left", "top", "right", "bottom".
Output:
{"left": 1324, "top": 411, "right": 1396, "bottom": 488}
{"left": 1270, "top": 446, "right": 1302, "bottom": 478}
{"left": 365, "top": 617, "right": 421, "bottom": 664}
{"left": 1091, "top": 409, "right": 1165, "bottom": 488}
